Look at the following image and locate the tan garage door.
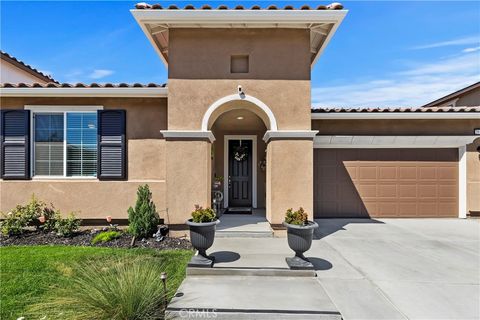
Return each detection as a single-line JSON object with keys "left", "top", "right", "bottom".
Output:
{"left": 314, "top": 149, "right": 458, "bottom": 218}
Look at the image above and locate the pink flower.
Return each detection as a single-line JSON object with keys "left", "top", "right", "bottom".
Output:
{"left": 106, "top": 216, "right": 112, "bottom": 223}
{"left": 39, "top": 216, "right": 46, "bottom": 223}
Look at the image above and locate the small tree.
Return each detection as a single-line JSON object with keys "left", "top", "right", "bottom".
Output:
{"left": 127, "top": 185, "right": 159, "bottom": 240}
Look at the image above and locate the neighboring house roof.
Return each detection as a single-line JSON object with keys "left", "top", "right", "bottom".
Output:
{"left": 0, "top": 51, "right": 58, "bottom": 83}
{"left": 421, "top": 82, "right": 480, "bottom": 108}
{"left": 131, "top": 3, "right": 347, "bottom": 66}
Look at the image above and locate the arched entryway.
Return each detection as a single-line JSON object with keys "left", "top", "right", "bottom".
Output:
{"left": 204, "top": 94, "right": 276, "bottom": 217}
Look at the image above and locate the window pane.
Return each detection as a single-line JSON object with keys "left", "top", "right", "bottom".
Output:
{"left": 34, "top": 114, "right": 64, "bottom": 176}
{"left": 66, "top": 113, "right": 97, "bottom": 177}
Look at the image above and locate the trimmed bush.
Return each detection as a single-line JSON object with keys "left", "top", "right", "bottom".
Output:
{"left": 128, "top": 185, "right": 160, "bottom": 239}
{"left": 1, "top": 195, "right": 45, "bottom": 235}
{"left": 285, "top": 207, "right": 308, "bottom": 225}
{"left": 55, "top": 213, "right": 82, "bottom": 237}
{"left": 191, "top": 205, "right": 216, "bottom": 223}
{"left": 91, "top": 231, "right": 122, "bottom": 244}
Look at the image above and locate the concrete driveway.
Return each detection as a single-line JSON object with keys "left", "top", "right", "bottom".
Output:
{"left": 314, "top": 218, "right": 480, "bottom": 320}
{"left": 209, "top": 218, "right": 479, "bottom": 319}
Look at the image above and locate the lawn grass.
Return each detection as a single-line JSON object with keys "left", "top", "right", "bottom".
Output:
{"left": 0, "top": 246, "right": 193, "bottom": 319}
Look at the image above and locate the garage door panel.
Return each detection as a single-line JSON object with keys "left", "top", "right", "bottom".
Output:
{"left": 437, "top": 167, "right": 458, "bottom": 180}
{"left": 399, "top": 184, "right": 418, "bottom": 198}
{"left": 379, "top": 167, "right": 397, "bottom": 180}
{"left": 399, "top": 167, "right": 417, "bottom": 179}
{"left": 357, "top": 184, "right": 377, "bottom": 198}
{"left": 314, "top": 148, "right": 458, "bottom": 218}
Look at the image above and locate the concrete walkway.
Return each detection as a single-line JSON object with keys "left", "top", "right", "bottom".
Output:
{"left": 170, "top": 219, "right": 480, "bottom": 319}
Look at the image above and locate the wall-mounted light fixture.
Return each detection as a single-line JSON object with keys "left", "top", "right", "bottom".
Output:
{"left": 236, "top": 116, "right": 244, "bottom": 120}
{"left": 474, "top": 128, "right": 480, "bottom": 135}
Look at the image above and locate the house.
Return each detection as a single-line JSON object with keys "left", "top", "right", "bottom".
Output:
{"left": 1, "top": 3, "right": 479, "bottom": 228}
{"left": 422, "top": 81, "right": 480, "bottom": 108}
{"left": 1, "top": 51, "right": 57, "bottom": 84}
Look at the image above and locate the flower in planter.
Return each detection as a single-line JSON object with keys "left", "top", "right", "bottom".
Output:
{"left": 38, "top": 216, "right": 46, "bottom": 224}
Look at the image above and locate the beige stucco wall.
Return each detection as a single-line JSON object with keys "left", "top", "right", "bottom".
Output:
{"left": 0, "top": 60, "right": 50, "bottom": 84}
{"left": 0, "top": 97, "right": 168, "bottom": 220}
{"left": 267, "top": 139, "right": 314, "bottom": 224}
{"left": 164, "top": 27, "right": 314, "bottom": 223}
{"left": 165, "top": 140, "right": 212, "bottom": 224}
{"left": 467, "top": 139, "right": 480, "bottom": 214}
{"left": 312, "top": 119, "right": 480, "bottom": 135}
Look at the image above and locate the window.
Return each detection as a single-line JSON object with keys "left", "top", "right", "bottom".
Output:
{"left": 33, "top": 112, "right": 97, "bottom": 177}
{"left": 230, "top": 55, "right": 249, "bottom": 73}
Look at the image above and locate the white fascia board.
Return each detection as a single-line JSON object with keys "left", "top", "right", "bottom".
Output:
{"left": 131, "top": 9, "right": 347, "bottom": 25}
{"left": 314, "top": 135, "right": 479, "bottom": 148}
{"left": 263, "top": 130, "right": 319, "bottom": 142}
{"left": 160, "top": 130, "right": 215, "bottom": 143}
{"left": 0, "top": 87, "right": 168, "bottom": 98}
{"left": 311, "top": 112, "right": 480, "bottom": 120}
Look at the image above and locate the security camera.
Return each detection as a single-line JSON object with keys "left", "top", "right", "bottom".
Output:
{"left": 238, "top": 85, "right": 243, "bottom": 95}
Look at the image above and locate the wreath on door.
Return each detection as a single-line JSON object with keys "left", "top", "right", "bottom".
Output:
{"left": 233, "top": 143, "right": 248, "bottom": 162}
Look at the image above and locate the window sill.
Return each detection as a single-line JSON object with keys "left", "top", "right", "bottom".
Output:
{"left": 32, "top": 176, "right": 98, "bottom": 181}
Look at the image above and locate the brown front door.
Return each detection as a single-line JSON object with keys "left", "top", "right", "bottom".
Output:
{"left": 314, "top": 148, "right": 459, "bottom": 218}
{"left": 228, "top": 139, "right": 252, "bottom": 207}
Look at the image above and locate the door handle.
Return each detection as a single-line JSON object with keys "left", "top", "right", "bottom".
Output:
{"left": 228, "top": 176, "right": 232, "bottom": 188}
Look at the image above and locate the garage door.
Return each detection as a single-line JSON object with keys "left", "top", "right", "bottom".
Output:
{"left": 314, "top": 149, "right": 458, "bottom": 218}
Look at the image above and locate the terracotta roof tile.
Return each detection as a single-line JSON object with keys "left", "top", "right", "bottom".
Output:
{"left": 311, "top": 107, "right": 480, "bottom": 113}
{"left": 1, "top": 82, "right": 167, "bottom": 88}
{"left": 134, "top": 2, "right": 344, "bottom": 10}
{"left": 1, "top": 51, "right": 58, "bottom": 83}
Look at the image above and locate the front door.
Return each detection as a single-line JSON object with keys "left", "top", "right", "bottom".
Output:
{"left": 228, "top": 139, "right": 252, "bottom": 208}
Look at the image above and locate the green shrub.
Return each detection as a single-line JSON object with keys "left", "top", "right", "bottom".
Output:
{"left": 91, "top": 231, "right": 122, "bottom": 244}
{"left": 191, "top": 205, "right": 216, "bottom": 223}
{"left": 0, "top": 195, "right": 45, "bottom": 235}
{"left": 42, "top": 207, "right": 61, "bottom": 232}
{"left": 55, "top": 213, "right": 82, "bottom": 237}
{"left": 285, "top": 207, "right": 309, "bottom": 225}
{"left": 128, "top": 185, "right": 160, "bottom": 239}
{"left": 27, "top": 257, "right": 179, "bottom": 320}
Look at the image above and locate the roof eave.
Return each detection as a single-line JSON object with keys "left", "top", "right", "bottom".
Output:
{"left": 130, "top": 9, "right": 348, "bottom": 67}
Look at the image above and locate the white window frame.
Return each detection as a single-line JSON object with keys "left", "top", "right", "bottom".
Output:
{"left": 25, "top": 105, "right": 103, "bottom": 180}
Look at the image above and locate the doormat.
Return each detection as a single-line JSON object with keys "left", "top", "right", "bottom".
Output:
{"left": 225, "top": 207, "right": 253, "bottom": 215}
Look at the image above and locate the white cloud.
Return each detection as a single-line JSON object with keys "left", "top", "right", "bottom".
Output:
{"left": 411, "top": 36, "right": 479, "bottom": 50}
{"left": 89, "top": 69, "right": 114, "bottom": 79}
{"left": 312, "top": 52, "right": 480, "bottom": 108}
{"left": 463, "top": 46, "right": 480, "bottom": 53}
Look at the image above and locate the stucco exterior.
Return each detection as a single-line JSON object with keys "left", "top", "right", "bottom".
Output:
{"left": 0, "top": 97, "right": 168, "bottom": 220}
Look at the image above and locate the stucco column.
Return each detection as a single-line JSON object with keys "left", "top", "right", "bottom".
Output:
{"left": 165, "top": 139, "right": 212, "bottom": 224}
{"left": 266, "top": 138, "right": 314, "bottom": 224}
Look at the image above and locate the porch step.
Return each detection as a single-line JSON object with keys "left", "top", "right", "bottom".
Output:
{"left": 215, "top": 230, "right": 274, "bottom": 238}
{"left": 187, "top": 267, "right": 316, "bottom": 277}
{"left": 166, "top": 275, "right": 341, "bottom": 320}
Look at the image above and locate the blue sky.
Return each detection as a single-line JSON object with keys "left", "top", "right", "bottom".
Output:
{"left": 1, "top": 1, "right": 479, "bottom": 107}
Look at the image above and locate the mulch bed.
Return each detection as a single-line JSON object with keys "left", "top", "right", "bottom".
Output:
{"left": 0, "top": 230, "right": 192, "bottom": 250}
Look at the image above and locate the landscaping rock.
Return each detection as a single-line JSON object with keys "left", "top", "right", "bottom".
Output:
{"left": 0, "top": 230, "right": 192, "bottom": 250}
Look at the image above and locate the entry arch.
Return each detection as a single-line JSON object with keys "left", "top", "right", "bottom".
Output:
{"left": 201, "top": 94, "right": 278, "bottom": 131}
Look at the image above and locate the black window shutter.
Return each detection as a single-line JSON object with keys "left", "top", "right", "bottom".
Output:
{"left": 97, "top": 110, "right": 126, "bottom": 180}
{"left": 0, "top": 110, "right": 30, "bottom": 180}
